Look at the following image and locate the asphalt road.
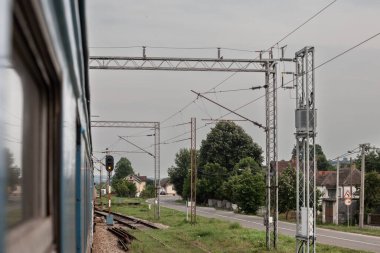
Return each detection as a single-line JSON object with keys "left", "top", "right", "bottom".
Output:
{"left": 156, "top": 196, "right": 380, "bottom": 253}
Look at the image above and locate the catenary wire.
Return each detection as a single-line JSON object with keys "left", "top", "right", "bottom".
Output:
{"left": 96, "top": 1, "right": 338, "bottom": 142}
{"left": 268, "top": 0, "right": 337, "bottom": 49}
{"left": 162, "top": 31, "right": 380, "bottom": 143}
{"left": 158, "top": 0, "right": 337, "bottom": 127}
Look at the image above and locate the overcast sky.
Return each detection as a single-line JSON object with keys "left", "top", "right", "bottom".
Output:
{"left": 88, "top": 0, "right": 380, "bottom": 178}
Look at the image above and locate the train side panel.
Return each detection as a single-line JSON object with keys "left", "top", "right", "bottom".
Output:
{"left": 0, "top": 1, "right": 92, "bottom": 252}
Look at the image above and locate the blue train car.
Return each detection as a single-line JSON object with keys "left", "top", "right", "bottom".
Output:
{"left": 0, "top": 1, "right": 93, "bottom": 252}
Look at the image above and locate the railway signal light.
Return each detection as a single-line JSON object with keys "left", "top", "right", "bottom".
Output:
{"left": 105, "top": 155, "right": 114, "bottom": 172}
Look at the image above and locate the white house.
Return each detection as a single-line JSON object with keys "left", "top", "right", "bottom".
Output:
{"left": 160, "top": 177, "right": 177, "bottom": 195}
{"left": 124, "top": 174, "right": 147, "bottom": 197}
{"left": 317, "top": 167, "right": 361, "bottom": 224}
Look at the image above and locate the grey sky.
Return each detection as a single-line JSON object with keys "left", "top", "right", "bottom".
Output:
{"left": 88, "top": 0, "right": 380, "bottom": 178}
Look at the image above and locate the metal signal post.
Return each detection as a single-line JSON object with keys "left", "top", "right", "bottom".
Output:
{"left": 105, "top": 150, "right": 115, "bottom": 225}
{"left": 91, "top": 121, "right": 161, "bottom": 219}
{"left": 190, "top": 118, "right": 197, "bottom": 224}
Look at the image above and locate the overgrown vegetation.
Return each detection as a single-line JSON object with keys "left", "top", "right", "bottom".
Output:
{"left": 111, "top": 179, "right": 137, "bottom": 197}
{"left": 140, "top": 181, "right": 155, "bottom": 198}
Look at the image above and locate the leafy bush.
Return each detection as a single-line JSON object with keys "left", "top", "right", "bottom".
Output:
{"left": 111, "top": 178, "right": 137, "bottom": 197}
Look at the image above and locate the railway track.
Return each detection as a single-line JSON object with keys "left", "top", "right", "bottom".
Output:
{"left": 94, "top": 209, "right": 159, "bottom": 230}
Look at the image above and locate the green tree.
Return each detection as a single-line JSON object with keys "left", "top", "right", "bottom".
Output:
{"left": 364, "top": 171, "right": 380, "bottom": 212}
{"left": 197, "top": 163, "right": 228, "bottom": 203}
{"left": 232, "top": 157, "right": 262, "bottom": 175}
{"left": 223, "top": 169, "right": 265, "bottom": 214}
{"left": 168, "top": 149, "right": 191, "bottom": 198}
{"left": 278, "top": 166, "right": 297, "bottom": 219}
{"left": 140, "top": 179, "right": 155, "bottom": 198}
{"left": 113, "top": 157, "right": 134, "bottom": 180}
{"left": 199, "top": 122, "right": 263, "bottom": 172}
{"left": 291, "top": 144, "right": 333, "bottom": 171}
{"left": 95, "top": 182, "right": 107, "bottom": 190}
{"left": 111, "top": 178, "right": 137, "bottom": 197}
{"left": 355, "top": 150, "right": 380, "bottom": 174}
{"left": 182, "top": 172, "right": 191, "bottom": 200}
{"left": 140, "top": 184, "right": 155, "bottom": 199}
{"left": 5, "top": 149, "right": 20, "bottom": 191}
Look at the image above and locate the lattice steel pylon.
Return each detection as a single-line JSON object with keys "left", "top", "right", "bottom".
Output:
{"left": 294, "top": 47, "right": 317, "bottom": 253}
{"left": 265, "top": 55, "right": 278, "bottom": 250}
{"left": 190, "top": 117, "right": 197, "bottom": 224}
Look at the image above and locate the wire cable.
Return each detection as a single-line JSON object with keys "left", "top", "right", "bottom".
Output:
{"left": 157, "top": 1, "right": 337, "bottom": 128}
{"left": 95, "top": 1, "right": 339, "bottom": 145}
{"left": 215, "top": 32, "right": 380, "bottom": 121}
{"left": 269, "top": 0, "right": 337, "bottom": 49}
{"left": 315, "top": 32, "right": 380, "bottom": 71}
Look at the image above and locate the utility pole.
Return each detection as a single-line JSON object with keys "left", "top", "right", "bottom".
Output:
{"left": 105, "top": 149, "right": 115, "bottom": 225}
{"left": 350, "top": 157, "right": 353, "bottom": 226}
{"left": 190, "top": 117, "right": 197, "bottom": 224}
{"left": 106, "top": 149, "right": 111, "bottom": 214}
{"left": 263, "top": 49, "right": 279, "bottom": 251}
{"left": 335, "top": 159, "right": 339, "bottom": 225}
{"left": 100, "top": 167, "right": 103, "bottom": 208}
{"left": 154, "top": 123, "right": 161, "bottom": 220}
{"left": 359, "top": 143, "right": 369, "bottom": 228}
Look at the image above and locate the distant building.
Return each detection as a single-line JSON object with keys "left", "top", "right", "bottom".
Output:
{"left": 160, "top": 177, "right": 176, "bottom": 196}
{"left": 124, "top": 174, "right": 147, "bottom": 197}
{"left": 276, "top": 159, "right": 297, "bottom": 175}
{"left": 317, "top": 166, "right": 361, "bottom": 224}
{"left": 329, "top": 157, "right": 351, "bottom": 167}
{"left": 275, "top": 159, "right": 361, "bottom": 224}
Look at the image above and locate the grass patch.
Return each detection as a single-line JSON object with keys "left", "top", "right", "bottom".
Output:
{"left": 229, "top": 222, "right": 242, "bottom": 229}
{"left": 108, "top": 197, "right": 370, "bottom": 253}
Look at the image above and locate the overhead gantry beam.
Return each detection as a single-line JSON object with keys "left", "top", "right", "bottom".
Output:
{"left": 91, "top": 120, "right": 158, "bottom": 129}
{"left": 88, "top": 56, "right": 292, "bottom": 72}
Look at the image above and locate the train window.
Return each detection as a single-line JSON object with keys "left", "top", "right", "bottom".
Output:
{"left": 5, "top": 41, "right": 52, "bottom": 253}
{"left": 4, "top": 69, "right": 24, "bottom": 228}
{"left": 5, "top": 1, "right": 62, "bottom": 252}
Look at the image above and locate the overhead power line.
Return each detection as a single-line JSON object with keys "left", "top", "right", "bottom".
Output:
{"left": 269, "top": 0, "right": 337, "bottom": 49}
{"left": 118, "top": 136, "right": 154, "bottom": 157}
{"left": 178, "top": 30, "right": 378, "bottom": 144}
{"left": 191, "top": 90, "right": 266, "bottom": 130}
{"left": 90, "top": 45, "right": 258, "bottom": 52}
{"left": 215, "top": 31, "right": 380, "bottom": 122}
{"left": 157, "top": 1, "right": 336, "bottom": 129}
{"left": 161, "top": 121, "right": 191, "bottom": 129}
{"left": 315, "top": 32, "right": 380, "bottom": 70}
{"left": 111, "top": 1, "right": 338, "bottom": 142}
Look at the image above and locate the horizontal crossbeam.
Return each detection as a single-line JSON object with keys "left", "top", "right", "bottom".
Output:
{"left": 88, "top": 56, "right": 291, "bottom": 72}
{"left": 91, "top": 121, "right": 158, "bottom": 129}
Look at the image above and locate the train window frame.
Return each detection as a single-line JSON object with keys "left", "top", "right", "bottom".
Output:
{"left": 6, "top": 1, "right": 62, "bottom": 252}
